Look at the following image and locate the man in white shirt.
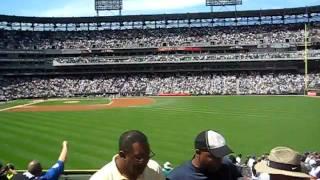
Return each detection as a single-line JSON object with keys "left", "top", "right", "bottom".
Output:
{"left": 90, "top": 130, "right": 165, "bottom": 180}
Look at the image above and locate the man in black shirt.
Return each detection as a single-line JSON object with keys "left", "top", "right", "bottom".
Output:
{"left": 167, "top": 130, "right": 241, "bottom": 180}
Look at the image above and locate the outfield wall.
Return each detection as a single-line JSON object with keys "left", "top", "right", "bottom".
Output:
{"left": 158, "top": 92, "right": 191, "bottom": 96}
{"left": 307, "top": 89, "right": 320, "bottom": 96}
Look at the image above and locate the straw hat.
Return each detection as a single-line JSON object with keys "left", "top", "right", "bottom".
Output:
{"left": 255, "top": 147, "right": 310, "bottom": 178}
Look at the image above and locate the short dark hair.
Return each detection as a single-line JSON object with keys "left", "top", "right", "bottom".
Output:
{"left": 119, "top": 130, "right": 149, "bottom": 152}
{"left": 27, "top": 160, "right": 42, "bottom": 176}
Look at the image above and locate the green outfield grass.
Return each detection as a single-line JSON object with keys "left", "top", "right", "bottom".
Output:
{"left": 33, "top": 98, "right": 111, "bottom": 106}
{"left": 0, "top": 99, "right": 33, "bottom": 109}
{"left": 0, "top": 96, "right": 319, "bottom": 170}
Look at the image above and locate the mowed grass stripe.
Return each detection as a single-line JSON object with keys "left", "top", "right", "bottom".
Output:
{"left": 2, "top": 111, "right": 118, "bottom": 139}
{"left": 152, "top": 96, "right": 319, "bottom": 113}
{"left": 0, "top": 120, "right": 70, "bottom": 152}
{"left": 141, "top": 105, "right": 319, "bottom": 121}
{"left": 1, "top": 111, "right": 119, "bottom": 150}
{"left": 0, "top": 130, "right": 58, "bottom": 161}
{"left": 0, "top": 110, "right": 136, "bottom": 168}
{"left": 148, "top": 104, "right": 312, "bottom": 115}
{"left": 150, "top": 96, "right": 320, "bottom": 121}
{"left": 141, "top": 107, "right": 272, "bottom": 119}
{"left": 6, "top": 110, "right": 124, "bottom": 146}
{"left": 0, "top": 117, "right": 113, "bottom": 169}
{"left": 0, "top": 113, "right": 79, "bottom": 139}
{"left": 0, "top": 124, "right": 65, "bottom": 169}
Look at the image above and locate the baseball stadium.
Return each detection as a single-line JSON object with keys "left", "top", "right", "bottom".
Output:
{"left": 0, "top": 0, "right": 320, "bottom": 179}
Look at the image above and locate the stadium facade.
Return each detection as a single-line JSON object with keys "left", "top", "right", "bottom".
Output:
{"left": 0, "top": 5, "right": 320, "bottom": 99}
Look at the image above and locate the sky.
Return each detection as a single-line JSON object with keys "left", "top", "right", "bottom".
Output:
{"left": 0, "top": 0, "right": 319, "bottom": 17}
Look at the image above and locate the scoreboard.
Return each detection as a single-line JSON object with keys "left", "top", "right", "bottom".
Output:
{"left": 206, "top": 0, "right": 242, "bottom": 6}
{"left": 95, "top": 0, "right": 123, "bottom": 11}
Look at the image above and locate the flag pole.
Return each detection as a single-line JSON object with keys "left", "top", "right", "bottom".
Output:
{"left": 304, "top": 23, "right": 309, "bottom": 95}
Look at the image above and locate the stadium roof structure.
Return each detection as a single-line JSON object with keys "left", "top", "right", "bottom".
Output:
{"left": 0, "top": 5, "right": 319, "bottom": 30}
{"left": 0, "top": 5, "right": 319, "bottom": 23}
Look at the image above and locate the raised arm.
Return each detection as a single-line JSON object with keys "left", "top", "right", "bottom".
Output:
{"left": 58, "top": 140, "right": 68, "bottom": 162}
{"left": 42, "top": 141, "right": 68, "bottom": 180}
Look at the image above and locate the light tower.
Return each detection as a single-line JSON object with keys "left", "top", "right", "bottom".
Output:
{"left": 95, "top": 0, "right": 123, "bottom": 16}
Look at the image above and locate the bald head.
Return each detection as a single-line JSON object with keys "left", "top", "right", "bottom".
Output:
{"left": 27, "top": 160, "right": 42, "bottom": 176}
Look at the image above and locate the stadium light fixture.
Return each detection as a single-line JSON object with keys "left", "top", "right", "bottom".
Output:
{"left": 206, "top": 0, "right": 242, "bottom": 6}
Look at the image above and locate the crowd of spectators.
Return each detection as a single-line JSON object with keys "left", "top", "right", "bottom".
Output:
{"left": 1, "top": 72, "right": 320, "bottom": 101}
{"left": 1, "top": 18, "right": 320, "bottom": 180}
{"left": 53, "top": 50, "right": 320, "bottom": 64}
{"left": 231, "top": 150, "right": 320, "bottom": 179}
{"left": 1, "top": 136, "right": 319, "bottom": 180}
{"left": 0, "top": 24, "right": 313, "bottom": 50}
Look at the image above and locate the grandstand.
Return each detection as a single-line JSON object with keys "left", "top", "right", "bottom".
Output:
{"left": 0, "top": 2, "right": 320, "bottom": 180}
{"left": 1, "top": 6, "right": 320, "bottom": 98}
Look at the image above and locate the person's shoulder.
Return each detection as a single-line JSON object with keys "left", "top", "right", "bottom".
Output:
{"left": 166, "top": 161, "right": 194, "bottom": 179}
{"left": 145, "top": 159, "right": 165, "bottom": 179}
{"left": 52, "top": 160, "right": 64, "bottom": 168}
{"left": 90, "top": 162, "right": 114, "bottom": 180}
{"left": 147, "top": 159, "right": 162, "bottom": 170}
{"left": 220, "top": 158, "right": 242, "bottom": 178}
{"left": 12, "top": 173, "right": 30, "bottom": 180}
{"left": 173, "top": 161, "right": 192, "bottom": 171}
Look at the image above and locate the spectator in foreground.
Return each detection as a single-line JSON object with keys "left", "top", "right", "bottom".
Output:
{"left": 236, "top": 154, "right": 242, "bottom": 165}
{"left": 90, "top": 130, "right": 165, "bottom": 180}
{"left": 13, "top": 141, "right": 68, "bottom": 180}
{"left": 162, "top": 162, "right": 174, "bottom": 177}
{"left": 255, "top": 146, "right": 311, "bottom": 180}
{"left": 0, "top": 162, "right": 17, "bottom": 180}
{"left": 310, "top": 159, "right": 320, "bottom": 179}
{"left": 167, "top": 130, "right": 241, "bottom": 180}
{"left": 5, "top": 164, "right": 16, "bottom": 180}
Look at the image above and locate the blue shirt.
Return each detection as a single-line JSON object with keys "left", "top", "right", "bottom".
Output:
{"left": 40, "top": 161, "right": 64, "bottom": 180}
{"left": 166, "top": 159, "right": 241, "bottom": 180}
{"left": 19, "top": 161, "right": 64, "bottom": 180}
